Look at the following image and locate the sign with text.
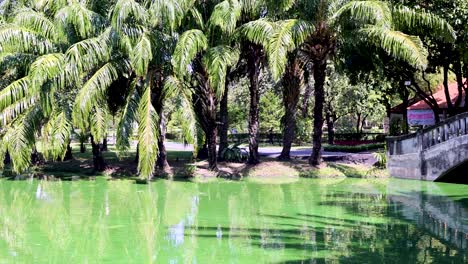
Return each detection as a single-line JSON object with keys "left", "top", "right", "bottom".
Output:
{"left": 407, "top": 110, "right": 435, "bottom": 126}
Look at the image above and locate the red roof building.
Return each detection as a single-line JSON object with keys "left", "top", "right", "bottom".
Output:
{"left": 408, "top": 81, "right": 465, "bottom": 110}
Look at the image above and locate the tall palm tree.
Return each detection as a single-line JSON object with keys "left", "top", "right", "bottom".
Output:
{"left": 207, "top": 0, "right": 296, "bottom": 165}
{"left": 171, "top": 1, "right": 240, "bottom": 171}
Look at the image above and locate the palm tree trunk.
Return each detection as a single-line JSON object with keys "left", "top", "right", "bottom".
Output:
{"left": 191, "top": 81, "right": 218, "bottom": 170}
{"left": 156, "top": 111, "right": 169, "bottom": 170}
{"left": 248, "top": 79, "right": 260, "bottom": 164}
{"left": 80, "top": 141, "right": 86, "bottom": 153}
{"left": 218, "top": 81, "right": 229, "bottom": 159}
{"left": 279, "top": 108, "right": 297, "bottom": 160}
{"left": 31, "top": 147, "right": 40, "bottom": 165}
{"left": 101, "top": 136, "right": 108, "bottom": 151}
{"left": 246, "top": 44, "right": 262, "bottom": 165}
{"left": 309, "top": 60, "right": 327, "bottom": 166}
{"left": 64, "top": 143, "right": 73, "bottom": 161}
{"left": 3, "top": 151, "right": 10, "bottom": 165}
{"left": 206, "top": 125, "right": 218, "bottom": 171}
{"left": 91, "top": 136, "right": 105, "bottom": 171}
{"left": 279, "top": 59, "right": 301, "bottom": 160}
{"left": 301, "top": 70, "right": 312, "bottom": 118}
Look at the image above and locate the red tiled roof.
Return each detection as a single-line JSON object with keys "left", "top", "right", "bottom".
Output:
{"left": 408, "top": 81, "right": 465, "bottom": 110}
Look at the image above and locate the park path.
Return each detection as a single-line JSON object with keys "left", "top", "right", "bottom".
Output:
{"left": 164, "top": 142, "right": 376, "bottom": 165}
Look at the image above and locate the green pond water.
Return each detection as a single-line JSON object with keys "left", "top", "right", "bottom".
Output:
{"left": 0, "top": 178, "right": 467, "bottom": 263}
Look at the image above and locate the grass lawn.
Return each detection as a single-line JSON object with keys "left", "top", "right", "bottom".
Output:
{"left": 3, "top": 142, "right": 388, "bottom": 182}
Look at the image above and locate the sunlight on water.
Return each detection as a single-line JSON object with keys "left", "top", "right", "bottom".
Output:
{"left": 0, "top": 178, "right": 466, "bottom": 263}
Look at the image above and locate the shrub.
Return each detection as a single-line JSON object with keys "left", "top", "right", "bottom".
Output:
{"left": 373, "top": 148, "right": 387, "bottom": 169}
{"left": 220, "top": 143, "right": 248, "bottom": 162}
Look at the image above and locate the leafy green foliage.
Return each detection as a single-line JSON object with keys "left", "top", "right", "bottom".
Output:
{"left": 137, "top": 83, "right": 159, "bottom": 180}
{"left": 373, "top": 148, "right": 387, "bottom": 169}
{"left": 220, "top": 143, "right": 248, "bottom": 162}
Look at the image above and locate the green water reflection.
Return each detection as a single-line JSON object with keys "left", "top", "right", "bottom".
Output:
{"left": 0, "top": 178, "right": 467, "bottom": 263}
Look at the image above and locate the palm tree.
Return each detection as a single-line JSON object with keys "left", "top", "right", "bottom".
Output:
{"left": 207, "top": 0, "right": 296, "bottom": 165}
{"left": 0, "top": 0, "right": 197, "bottom": 179}
{"left": 71, "top": 0, "right": 199, "bottom": 180}
{"left": 0, "top": 1, "right": 105, "bottom": 173}
{"left": 260, "top": 0, "right": 455, "bottom": 166}
{"left": 171, "top": 1, "right": 240, "bottom": 171}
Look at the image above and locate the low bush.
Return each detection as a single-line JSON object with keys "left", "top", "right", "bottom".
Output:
{"left": 220, "top": 143, "right": 248, "bottom": 162}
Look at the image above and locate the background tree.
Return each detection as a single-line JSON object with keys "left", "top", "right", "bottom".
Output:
{"left": 266, "top": 0, "right": 455, "bottom": 166}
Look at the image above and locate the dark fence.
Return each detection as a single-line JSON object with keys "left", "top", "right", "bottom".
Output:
{"left": 228, "top": 133, "right": 283, "bottom": 144}
{"left": 324, "top": 133, "right": 386, "bottom": 142}
{"left": 167, "top": 132, "right": 386, "bottom": 145}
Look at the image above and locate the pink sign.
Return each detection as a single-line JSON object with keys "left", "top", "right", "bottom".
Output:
{"left": 407, "top": 110, "right": 435, "bottom": 126}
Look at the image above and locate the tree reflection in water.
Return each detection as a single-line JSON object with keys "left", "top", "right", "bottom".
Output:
{"left": 0, "top": 178, "right": 466, "bottom": 263}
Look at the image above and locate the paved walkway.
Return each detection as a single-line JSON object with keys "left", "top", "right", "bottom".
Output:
{"left": 165, "top": 142, "right": 350, "bottom": 158}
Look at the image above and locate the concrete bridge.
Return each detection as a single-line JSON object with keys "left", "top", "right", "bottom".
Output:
{"left": 387, "top": 112, "right": 468, "bottom": 182}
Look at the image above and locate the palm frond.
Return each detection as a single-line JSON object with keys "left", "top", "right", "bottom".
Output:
{"left": 130, "top": 33, "right": 152, "bottom": 76}
{"left": 4, "top": 106, "right": 42, "bottom": 174}
{"left": 237, "top": 19, "right": 274, "bottom": 47}
{"left": 111, "top": 0, "right": 149, "bottom": 32}
{"left": 172, "top": 29, "right": 208, "bottom": 78}
{"left": 175, "top": 95, "right": 197, "bottom": 145}
{"left": 189, "top": 7, "right": 205, "bottom": 31}
{"left": 0, "top": 136, "right": 6, "bottom": 171}
{"left": 74, "top": 62, "right": 123, "bottom": 122}
{"left": 361, "top": 26, "right": 428, "bottom": 69}
{"left": 55, "top": 3, "right": 106, "bottom": 39}
{"left": 28, "top": 53, "right": 65, "bottom": 90}
{"left": 265, "top": 0, "right": 296, "bottom": 13}
{"left": 163, "top": 75, "right": 185, "bottom": 99}
{"left": 0, "top": 94, "right": 38, "bottom": 125}
{"left": 65, "top": 27, "right": 114, "bottom": 76}
{"left": 148, "top": 0, "right": 193, "bottom": 31}
{"left": 116, "top": 80, "right": 140, "bottom": 154}
{"left": 13, "top": 9, "right": 59, "bottom": 41}
{"left": 137, "top": 82, "right": 159, "bottom": 180}
{"left": 208, "top": 0, "right": 241, "bottom": 35}
{"left": 90, "top": 105, "right": 108, "bottom": 142}
{"left": 35, "top": 0, "right": 68, "bottom": 15}
{"left": 0, "top": 25, "right": 54, "bottom": 54}
{"left": 392, "top": 5, "right": 456, "bottom": 43}
{"left": 41, "top": 111, "right": 72, "bottom": 161}
{"left": 202, "top": 45, "right": 239, "bottom": 98}
{"left": 267, "top": 19, "right": 314, "bottom": 80}
{"left": 335, "top": 1, "right": 392, "bottom": 27}
{"left": 0, "top": 77, "right": 34, "bottom": 113}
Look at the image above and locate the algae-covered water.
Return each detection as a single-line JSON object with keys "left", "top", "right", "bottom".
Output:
{"left": 0, "top": 178, "right": 466, "bottom": 263}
